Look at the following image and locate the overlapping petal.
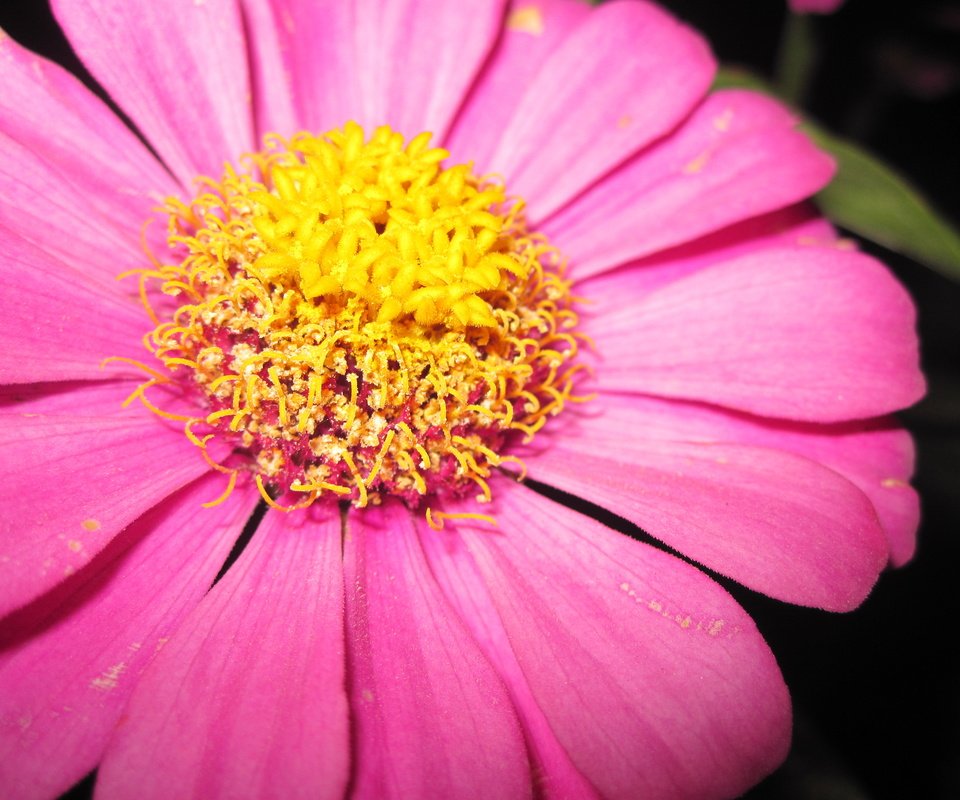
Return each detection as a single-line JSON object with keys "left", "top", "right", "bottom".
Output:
{"left": 0, "top": 234, "right": 154, "bottom": 385}
{"left": 418, "top": 510, "right": 600, "bottom": 800}
{"left": 586, "top": 245, "right": 924, "bottom": 421}
{"left": 238, "top": 0, "right": 299, "bottom": 138}
{"left": 0, "top": 476, "right": 256, "bottom": 800}
{"left": 0, "top": 31, "right": 174, "bottom": 193}
{"left": 96, "top": 507, "right": 350, "bottom": 800}
{"left": 0, "top": 383, "right": 208, "bottom": 617}
{"left": 0, "top": 135, "right": 146, "bottom": 284}
{"left": 577, "top": 204, "right": 838, "bottom": 305}
{"left": 0, "top": 33, "right": 176, "bottom": 277}
{"left": 345, "top": 502, "right": 531, "bottom": 799}
{"left": 51, "top": 0, "right": 255, "bottom": 185}
{"left": 0, "top": 381, "right": 140, "bottom": 416}
{"left": 476, "top": 0, "right": 715, "bottom": 220}
{"left": 544, "top": 89, "right": 835, "bottom": 279}
{"left": 537, "top": 392, "right": 918, "bottom": 566}
{"left": 446, "top": 0, "right": 593, "bottom": 169}
{"left": 442, "top": 483, "right": 791, "bottom": 799}
{"left": 277, "top": 0, "right": 507, "bottom": 139}
{"left": 524, "top": 435, "right": 888, "bottom": 610}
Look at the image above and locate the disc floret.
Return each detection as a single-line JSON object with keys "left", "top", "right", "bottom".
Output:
{"left": 126, "top": 123, "right": 589, "bottom": 511}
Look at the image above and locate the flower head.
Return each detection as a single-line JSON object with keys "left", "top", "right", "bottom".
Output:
{"left": 0, "top": 1, "right": 922, "bottom": 799}
{"left": 132, "top": 123, "right": 585, "bottom": 513}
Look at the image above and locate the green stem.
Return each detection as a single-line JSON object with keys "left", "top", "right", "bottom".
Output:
{"left": 776, "top": 12, "right": 817, "bottom": 107}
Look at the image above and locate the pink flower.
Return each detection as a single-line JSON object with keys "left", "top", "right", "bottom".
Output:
{"left": 788, "top": 0, "right": 846, "bottom": 13}
{"left": 0, "top": 0, "right": 922, "bottom": 798}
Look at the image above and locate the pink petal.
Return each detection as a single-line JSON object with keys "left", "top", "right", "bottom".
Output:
{"left": 0, "top": 33, "right": 176, "bottom": 275}
{"left": 280, "top": 0, "right": 507, "bottom": 139}
{"left": 0, "top": 477, "right": 256, "bottom": 800}
{"left": 0, "top": 395, "right": 208, "bottom": 618}
{"left": 0, "top": 381, "right": 141, "bottom": 416}
{"left": 450, "top": 483, "right": 791, "bottom": 799}
{"left": 577, "top": 204, "right": 838, "bottom": 305}
{"left": 482, "top": 0, "right": 715, "bottom": 221}
{"left": 418, "top": 516, "right": 600, "bottom": 800}
{"left": 96, "top": 507, "right": 349, "bottom": 800}
{"left": 523, "top": 431, "right": 889, "bottom": 610}
{"left": 51, "top": 0, "right": 255, "bottom": 185}
{"left": 344, "top": 501, "right": 531, "bottom": 799}
{"left": 0, "top": 233, "right": 153, "bottom": 385}
{"left": 265, "top": 0, "right": 360, "bottom": 133}
{"left": 540, "top": 392, "right": 918, "bottom": 567}
{"left": 586, "top": 245, "right": 925, "bottom": 421}
{"left": 544, "top": 89, "right": 835, "bottom": 280}
{"left": 446, "top": 0, "right": 592, "bottom": 169}
{"left": 790, "top": 0, "right": 845, "bottom": 13}
{"left": 0, "top": 380, "right": 206, "bottom": 438}
{"left": 0, "top": 134, "right": 146, "bottom": 284}
{"left": 239, "top": 0, "right": 299, "bottom": 138}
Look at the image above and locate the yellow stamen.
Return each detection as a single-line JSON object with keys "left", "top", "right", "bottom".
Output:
{"left": 184, "top": 419, "right": 215, "bottom": 448}
{"left": 291, "top": 480, "right": 352, "bottom": 496}
{"left": 365, "top": 429, "right": 396, "bottom": 486}
{"left": 425, "top": 508, "right": 498, "bottom": 531}
{"left": 342, "top": 451, "right": 368, "bottom": 507}
{"left": 202, "top": 470, "right": 238, "bottom": 508}
{"left": 100, "top": 356, "right": 171, "bottom": 383}
{"left": 122, "top": 124, "right": 590, "bottom": 512}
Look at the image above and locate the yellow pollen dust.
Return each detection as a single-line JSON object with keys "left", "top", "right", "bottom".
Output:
{"left": 122, "top": 123, "right": 590, "bottom": 514}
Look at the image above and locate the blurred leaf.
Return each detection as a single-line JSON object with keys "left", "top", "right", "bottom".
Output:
{"left": 802, "top": 125, "right": 960, "bottom": 280}
{"left": 713, "top": 68, "right": 960, "bottom": 281}
{"left": 713, "top": 67, "right": 778, "bottom": 94}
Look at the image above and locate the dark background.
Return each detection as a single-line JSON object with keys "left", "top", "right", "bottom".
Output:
{"left": 1, "top": 1, "right": 957, "bottom": 798}
{"left": 664, "top": 4, "right": 960, "bottom": 798}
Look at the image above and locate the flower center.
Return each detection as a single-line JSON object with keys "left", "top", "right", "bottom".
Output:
{"left": 124, "top": 124, "right": 588, "bottom": 515}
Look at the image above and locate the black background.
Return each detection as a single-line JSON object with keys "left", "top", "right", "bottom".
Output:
{"left": 0, "top": 1, "right": 957, "bottom": 798}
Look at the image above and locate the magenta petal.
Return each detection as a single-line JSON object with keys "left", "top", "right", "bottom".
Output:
{"left": 453, "top": 484, "right": 791, "bottom": 799}
{"left": 418, "top": 516, "right": 600, "bottom": 800}
{"left": 96, "top": 508, "right": 349, "bottom": 800}
{"left": 446, "top": 0, "right": 592, "bottom": 170}
{"left": 790, "top": 0, "right": 845, "bottom": 14}
{"left": 0, "top": 134, "right": 146, "bottom": 282}
{"left": 267, "top": 0, "right": 361, "bottom": 133}
{"left": 578, "top": 205, "right": 837, "bottom": 306}
{"left": 524, "top": 432, "right": 889, "bottom": 610}
{"left": 0, "top": 381, "right": 141, "bottom": 416}
{"left": 239, "top": 0, "right": 298, "bottom": 138}
{"left": 345, "top": 501, "right": 531, "bottom": 799}
{"left": 282, "top": 0, "right": 506, "bottom": 139}
{"left": 544, "top": 392, "right": 918, "bottom": 567}
{"left": 484, "top": 0, "right": 715, "bottom": 221}
{"left": 544, "top": 89, "right": 835, "bottom": 280}
{"left": 0, "top": 400, "right": 208, "bottom": 617}
{"left": 0, "top": 234, "right": 152, "bottom": 385}
{"left": 587, "top": 245, "right": 925, "bottom": 421}
{"left": 0, "top": 477, "right": 256, "bottom": 800}
{"left": 0, "top": 34, "right": 175, "bottom": 276}
{"left": 51, "top": 0, "right": 254, "bottom": 185}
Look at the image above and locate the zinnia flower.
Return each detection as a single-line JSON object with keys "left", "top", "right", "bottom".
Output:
{"left": 0, "top": 0, "right": 922, "bottom": 798}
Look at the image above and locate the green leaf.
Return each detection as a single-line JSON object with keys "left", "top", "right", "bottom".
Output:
{"left": 712, "top": 67, "right": 777, "bottom": 94}
{"left": 802, "top": 124, "right": 960, "bottom": 280}
{"left": 713, "top": 68, "right": 960, "bottom": 281}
